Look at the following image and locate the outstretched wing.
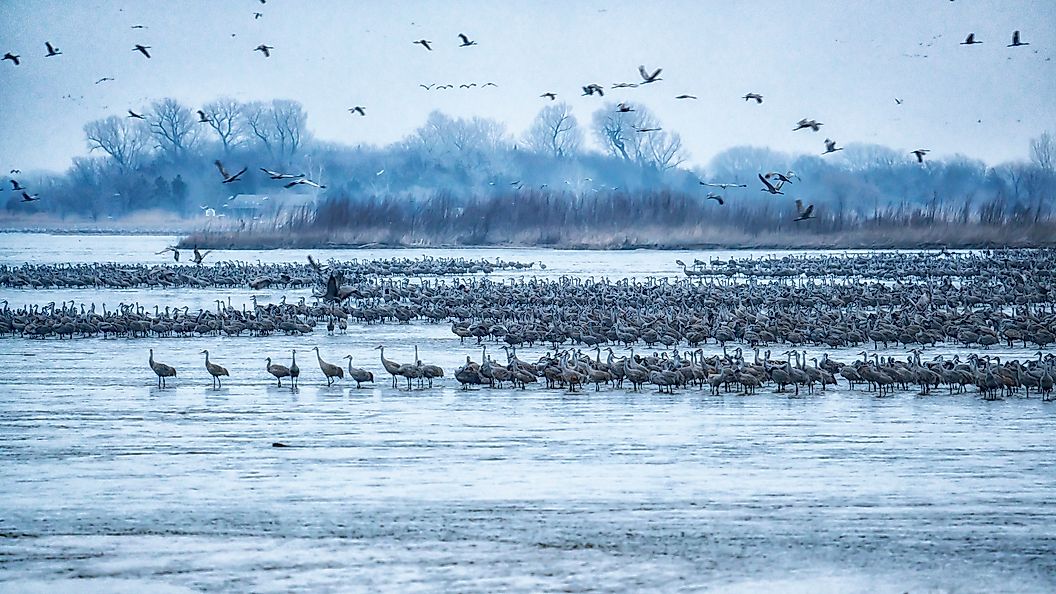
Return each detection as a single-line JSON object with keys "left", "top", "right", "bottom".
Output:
{"left": 803, "top": 204, "right": 814, "bottom": 217}
{"left": 795, "top": 199, "right": 805, "bottom": 214}
{"left": 214, "top": 160, "right": 229, "bottom": 179}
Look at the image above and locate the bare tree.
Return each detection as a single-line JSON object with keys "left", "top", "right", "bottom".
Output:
{"left": 147, "top": 98, "right": 199, "bottom": 159}
{"left": 591, "top": 103, "right": 687, "bottom": 170}
{"left": 1031, "top": 132, "right": 1054, "bottom": 172}
{"left": 271, "top": 99, "right": 308, "bottom": 157}
{"left": 243, "top": 101, "right": 275, "bottom": 155}
{"left": 408, "top": 111, "right": 508, "bottom": 156}
{"left": 201, "top": 97, "right": 245, "bottom": 154}
{"left": 523, "top": 103, "right": 583, "bottom": 158}
{"left": 83, "top": 115, "right": 150, "bottom": 170}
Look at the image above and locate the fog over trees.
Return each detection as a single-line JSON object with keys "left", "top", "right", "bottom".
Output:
{"left": 6, "top": 96, "right": 1053, "bottom": 245}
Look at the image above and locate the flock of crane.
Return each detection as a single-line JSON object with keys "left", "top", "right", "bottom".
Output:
{"left": 1, "top": 248, "right": 1053, "bottom": 401}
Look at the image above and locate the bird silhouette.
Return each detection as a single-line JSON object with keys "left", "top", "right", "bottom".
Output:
{"left": 44, "top": 42, "right": 61, "bottom": 57}
{"left": 21, "top": 191, "right": 39, "bottom": 202}
{"left": 214, "top": 160, "right": 247, "bottom": 183}
{"left": 419, "top": 83, "right": 434, "bottom": 90}
{"left": 638, "top": 65, "right": 662, "bottom": 83}
{"left": 1008, "top": 30, "right": 1028, "bottom": 47}
{"left": 895, "top": 98, "right": 903, "bottom": 105}
{"left": 458, "top": 33, "right": 477, "bottom": 47}
{"left": 540, "top": 92, "right": 557, "bottom": 100}
{"left": 2, "top": 52, "right": 20, "bottom": 65}
{"left": 794, "top": 199, "right": 816, "bottom": 221}
{"left": 284, "top": 178, "right": 326, "bottom": 189}
{"left": 911, "top": 149, "right": 929, "bottom": 163}
{"left": 348, "top": 106, "right": 366, "bottom": 116}
{"left": 635, "top": 127, "right": 661, "bottom": 133}
{"left": 260, "top": 167, "right": 303, "bottom": 179}
{"left": 156, "top": 246, "right": 180, "bottom": 261}
{"left": 822, "top": 138, "right": 843, "bottom": 154}
{"left": 700, "top": 181, "right": 746, "bottom": 189}
{"left": 254, "top": 44, "right": 273, "bottom": 57}
{"left": 482, "top": 82, "right": 497, "bottom": 87}
{"left": 127, "top": 110, "right": 145, "bottom": 119}
{"left": 617, "top": 102, "right": 634, "bottom": 112}
{"left": 675, "top": 94, "right": 697, "bottom": 99}
{"left": 254, "top": 12, "right": 263, "bottom": 19}
{"left": 960, "top": 33, "right": 981, "bottom": 45}
{"left": 582, "top": 84, "right": 604, "bottom": 96}
{"left": 743, "top": 93, "right": 763, "bottom": 103}
{"left": 95, "top": 77, "right": 114, "bottom": 84}
{"left": 133, "top": 44, "right": 151, "bottom": 58}
{"left": 197, "top": 110, "right": 210, "bottom": 123}
{"left": 414, "top": 39, "right": 433, "bottom": 51}
{"left": 130, "top": 25, "right": 147, "bottom": 29}
{"left": 706, "top": 193, "right": 725, "bottom": 205}
{"left": 794, "top": 118, "right": 822, "bottom": 132}
{"left": 10, "top": 179, "right": 26, "bottom": 191}
{"left": 758, "top": 173, "right": 784, "bottom": 195}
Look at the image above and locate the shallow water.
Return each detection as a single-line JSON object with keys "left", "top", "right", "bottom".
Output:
{"left": 1, "top": 234, "right": 1054, "bottom": 593}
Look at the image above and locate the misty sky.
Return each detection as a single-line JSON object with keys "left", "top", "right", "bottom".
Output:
{"left": 0, "top": 0, "right": 1053, "bottom": 174}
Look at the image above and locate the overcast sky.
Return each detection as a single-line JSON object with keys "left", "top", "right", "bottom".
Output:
{"left": 0, "top": 0, "right": 1053, "bottom": 174}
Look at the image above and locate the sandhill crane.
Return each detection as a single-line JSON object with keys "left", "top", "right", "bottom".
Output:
{"left": 1008, "top": 30, "right": 1028, "bottom": 47}
{"left": 794, "top": 200, "right": 816, "bottom": 221}
{"left": 701, "top": 181, "right": 747, "bottom": 189}
{"left": 197, "top": 110, "right": 210, "bottom": 123}
{"left": 214, "top": 160, "right": 247, "bottom": 183}
{"left": 376, "top": 345, "right": 403, "bottom": 388}
{"left": 342, "top": 356, "right": 374, "bottom": 388}
{"left": 284, "top": 177, "right": 326, "bottom": 189}
{"left": 133, "top": 44, "right": 151, "bottom": 58}
{"left": 156, "top": 246, "right": 180, "bottom": 261}
{"left": 822, "top": 138, "right": 842, "bottom": 154}
{"left": 638, "top": 65, "right": 662, "bottom": 83}
{"left": 414, "top": 346, "right": 445, "bottom": 387}
{"left": 960, "top": 33, "right": 981, "bottom": 45}
{"left": 254, "top": 44, "right": 273, "bottom": 57}
{"left": 312, "top": 346, "right": 344, "bottom": 386}
{"left": 289, "top": 349, "right": 300, "bottom": 388}
{"left": 414, "top": 39, "right": 432, "bottom": 50}
{"left": 128, "top": 110, "right": 146, "bottom": 119}
{"left": 3, "top": 52, "right": 20, "bottom": 65}
{"left": 675, "top": 94, "right": 697, "bottom": 99}
{"left": 540, "top": 92, "right": 557, "bottom": 100}
{"left": 266, "top": 357, "right": 290, "bottom": 387}
{"left": 149, "top": 348, "right": 176, "bottom": 388}
{"left": 458, "top": 33, "right": 477, "bottom": 47}
{"left": 260, "top": 167, "right": 303, "bottom": 180}
{"left": 743, "top": 93, "right": 763, "bottom": 103}
{"left": 758, "top": 173, "right": 784, "bottom": 195}
{"left": 21, "top": 192, "right": 39, "bottom": 202}
{"left": 44, "top": 42, "right": 61, "bottom": 57}
{"left": 617, "top": 102, "right": 634, "bottom": 112}
{"left": 348, "top": 106, "right": 366, "bottom": 116}
{"left": 911, "top": 149, "right": 929, "bottom": 163}
{"left": 582, "top": 84, "right": 604, "bottom": 96}
{"left": 794, "top": 118, "right": 822, "bottom": 132}
{"left": 706, "top": 193, "right": 725, "bottom": 205}
{"left": 192, "top": 246, "right": 211, "bottom": 265}
{"left": 200, "top": 349, "right": 229, "bottom": 388}
{"left": 95, "top": 77, "right": 114, "bottom": 84}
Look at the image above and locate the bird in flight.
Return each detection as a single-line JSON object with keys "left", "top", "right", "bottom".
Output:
{"left": 255, "top": 44, "right": 273, "bottom": 57}
{"left": 582, "top": 84, "right": 604, "bottom": 96}
{"left": 197, "top": 110, "right": 211, "bottom": 123}
{"left": 156, "top": 246, "right": 180, "bottom": 262}
{"left": 700, "top": 181, "right": 746, "bottom": 189}
{"left": 705, "top": 193, "right": 725, "bottom": 205}
{"left": 21, "top": 191, "right": 40, "bottom": 202}
{"left": 895, "top": 98, "right": 903, "bottom": 105}
{"left": 482, "top": 82, "right": 497, "bottom": 87}
{"left": 638, "top": 65, "right": 662, "bottom": 83}
{"left": 420, "top": 83, "right": 434, "bottom": 90}
{"left": 127, "top": 110, "right": 145, "bottom": 119}
{"left": 3, "top": 52, "right": 20, "bottom": 65}
{"left": 284, "top": 178, "right": 326, "bottom": 189}
{"left": 960, "top": 33, "right": 981, "bottom": 45}
{"left": 612, "top": 82, "right": 639, "bottom": 89}
{"left": 743, "top": 93, "right": 763, "bottom": 104}
{"left": 617, "top": 102, "right": 634, "bottom": 112}
{"left": 260, "top": 168, "right": 304, "bottom": 180}
{"left": 758, "top": 173, "right": 784, "bottom": 195}
{"left": 794, "top": 200, "right": 816, "bottom": 221}
{"left": 133, "top": 44, "right": 151, "bottom": 58}
{"left": 675, "top": 94, "right": 697, "bottom": 100}
{"left": 1008, "top": 30, "right": 1029, "bottom": 47}
{"left": 414, "top": 39, "right": 433, "bottom": 51}
{"left": 192, "top": 246, "right": 211, "bottom": 265}
{"left": 130, "top": 24, "right": 147, "bottom": 29}
{"left": 95, "top": 77, "right": 115, "bottom": 84}
{"left": 635, "top": 127, "right": 662, "bottom": 133}
{"left": 794, "top": 118, "right": 822, "bottom": 132}
{"left": 348, "top": 106, "right": 366, "bottom": 116}
{"left": 822, "top": 138, "right": 843, "bottom": 154}
{"left": 764, "top": 171, "right": 794, "bottom": 184}
{"left": 459, "top": 83, "right": 477, "bottom": 88}
{"left": 214, "top": 160, "right": 247, "bottom": 184}
{"left": 458, "top": 33, "right": 477, "bottom": 47}
{"left": 254, "top": 12, "right": 263, "bottom": 19}
{"left": 10, "top": 179, "right": 27, "bottom": 191}
{"left": 540, "top": 92, "right": 557, "bottom": 100}
{"left": 911, "top": 149, "right": 929, "bottom": 163}
{"left": 44, "top": 42, "right": 62, "bottom": 57}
